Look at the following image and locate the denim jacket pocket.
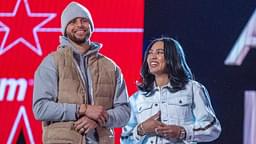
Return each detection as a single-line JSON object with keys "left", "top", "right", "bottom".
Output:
{"left": 167, "top": 96, "right": 193, "bottom": 122}
{"left": 136, "top": 102, "right": 154, "bottom": 122}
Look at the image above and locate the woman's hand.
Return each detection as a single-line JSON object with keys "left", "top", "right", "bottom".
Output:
{"left": 156, "top": 124, "right": 185, "bottom": 139}
{"left": 138, "top": 112, "right": 163, "bottom": 135}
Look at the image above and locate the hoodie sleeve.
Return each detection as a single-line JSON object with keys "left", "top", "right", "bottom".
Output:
{"left": 105, "top": 66, "right": 131, "bottom": 128}
{"left": 32, "top": 54, "right": 77, "bottom": 121}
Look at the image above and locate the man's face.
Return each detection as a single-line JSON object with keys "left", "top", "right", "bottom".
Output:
{"left": 65, "top": 17, "right": 91, "bottom": 44}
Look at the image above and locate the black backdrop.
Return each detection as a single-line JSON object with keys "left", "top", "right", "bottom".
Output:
{"left": 144, "top": 0, "right": 256, "bottom": 143}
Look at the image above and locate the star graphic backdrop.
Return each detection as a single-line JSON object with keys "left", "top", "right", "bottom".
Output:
{"left": 0, "top": 0, "right": 144, "bottom": 143}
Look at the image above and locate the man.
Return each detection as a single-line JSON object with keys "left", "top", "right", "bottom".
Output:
{"left": 33, "top": 1, "right": 130, "bottom": 144}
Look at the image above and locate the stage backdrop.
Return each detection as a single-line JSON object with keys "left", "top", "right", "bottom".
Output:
{"left": 144, "top": 0, "right": 256, "bottom": 143}
{"left": 2, "top": 0, "right": 256, "bottom": 144}
{"left": 0, "top": 0, "right": 143, "bottom": 143}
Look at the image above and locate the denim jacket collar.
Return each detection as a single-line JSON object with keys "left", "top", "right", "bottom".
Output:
{"left": 144, "top": 81, "right": 172, "bottom": 97}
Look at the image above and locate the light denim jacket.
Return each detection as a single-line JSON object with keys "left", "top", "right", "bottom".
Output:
{"left": 121, "top": 80, "right": 221, "bottom": 144}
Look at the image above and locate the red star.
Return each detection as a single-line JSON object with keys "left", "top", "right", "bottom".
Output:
{"left": 0, "top": 0, "right": 56, "bottom": 56}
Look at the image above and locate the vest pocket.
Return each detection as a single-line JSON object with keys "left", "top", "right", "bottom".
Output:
{"left": 43, "top": 122, "right": 83, "bottom": 144}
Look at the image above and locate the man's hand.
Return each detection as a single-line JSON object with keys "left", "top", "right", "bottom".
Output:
{"left": 74, "top": 116, "right": 98, "bottom": 134}
{"left": 80, "top": 104, "right": 108, "bottom": 126}
{"left": 139, "top": 112, "right": 163, "bottom": 135}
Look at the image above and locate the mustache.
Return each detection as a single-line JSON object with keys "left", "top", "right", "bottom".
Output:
{"left": 74, "top": 27, "right": 89, "bottom": 33}
{"left": 77, "top": 25, "right": 87, "bottom": 30}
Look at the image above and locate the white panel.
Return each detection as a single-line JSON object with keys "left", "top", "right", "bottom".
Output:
{"left": 244, "top": 90, "right": 256, "bottom": 144}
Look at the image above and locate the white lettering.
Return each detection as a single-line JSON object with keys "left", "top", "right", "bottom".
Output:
{"left": 0, "top": 78, "right": 27, "bottom": 101}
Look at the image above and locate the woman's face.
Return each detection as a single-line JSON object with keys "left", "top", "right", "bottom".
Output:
{"left": 147, "top": 41, "right": 167, "bottom": 76}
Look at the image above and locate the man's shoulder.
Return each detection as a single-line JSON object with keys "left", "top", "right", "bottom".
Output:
{"left": 50, "top": 45, "right": 71, "bottom": 55}
{"left": 49, "top": 46, "right": 73, "bottom": 63}
{"left": 35, "top": 52, "right": 56, "bottom": 74}
{"left": 97, "top": 54, "right": 119, "bottom": 69}
{"left": 98, "top": 54, "right": 115, "bottom": 63}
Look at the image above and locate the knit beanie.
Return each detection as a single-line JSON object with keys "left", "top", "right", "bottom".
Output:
{"left": 61, "top": 2, "right": 94, "bottom": 35}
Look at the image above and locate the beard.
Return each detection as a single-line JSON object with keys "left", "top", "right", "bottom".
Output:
{"left": 67, "top": 28, "right": 91, "bottom": 44}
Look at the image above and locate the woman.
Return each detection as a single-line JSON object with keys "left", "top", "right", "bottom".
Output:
{"left": 121, "top": 37, "right": 221, "bottom": 144}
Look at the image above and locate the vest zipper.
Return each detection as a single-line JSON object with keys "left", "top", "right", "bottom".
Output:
{"left": 84, "top": 56, "right": 94, "bottom": 105}
{"left": 72, "top": 58, "right": 88, "bottom": 104}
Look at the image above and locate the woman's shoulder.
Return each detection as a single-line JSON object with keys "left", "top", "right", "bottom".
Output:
{"left": 129, "top": 90, "right": 152, "bottom": 106}
{"left": 129, "top": 90, "right": 146, "bottom": 100}
{"left": 186, "top": 80, "right": 208, "bottom": 93}
{"left": 187, "top": 80, "right": 204, "bottom": 87}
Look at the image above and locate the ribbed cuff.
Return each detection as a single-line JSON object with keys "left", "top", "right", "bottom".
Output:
{"left": 183, "top": 124, "right": 194, "bottom": 141}
{"left": 133, "top": 125, "right": 146, "bottom": 142}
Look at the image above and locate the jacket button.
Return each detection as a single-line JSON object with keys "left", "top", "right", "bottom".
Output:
{"left": 154, "top": 104, "right": 158, "bottom": 106}
{"left": 179, "top": 100, "right": 182, "bottom": 104}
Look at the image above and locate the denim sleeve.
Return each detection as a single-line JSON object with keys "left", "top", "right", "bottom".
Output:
{"left": 105, "top": 66, "right": 131, "bottom": 128}
{"left": 120, "top": 92, "right": 146, "bottom": 144}
{"left": 183, "top": 81, "right": 221, "bottom": 142}
{"left": 32, "top": 54, "right": 77, "bottom": 121}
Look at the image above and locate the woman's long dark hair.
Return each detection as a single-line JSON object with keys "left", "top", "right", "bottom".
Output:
{"left": 138, "top": 37, "right": 193, "bottom": 92}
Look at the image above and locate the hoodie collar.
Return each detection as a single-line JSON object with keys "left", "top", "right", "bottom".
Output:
{"left": 59, "top": 36, "right": 102, "bottom": 56}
